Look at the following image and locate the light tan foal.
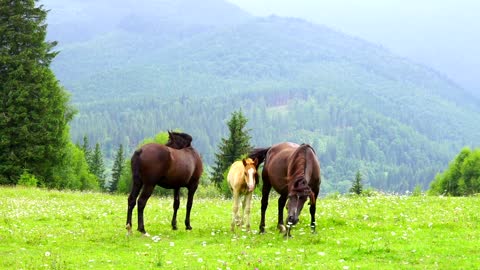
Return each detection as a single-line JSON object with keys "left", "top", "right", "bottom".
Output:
{"left": 227, "top": 158, "right": 257, "bottom": 232}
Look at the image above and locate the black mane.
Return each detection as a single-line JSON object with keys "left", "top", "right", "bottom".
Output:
{"left": 166, "top": 131, "right": 192, "bottom": 149}
{"left": 288, "top": 144, "right": 314, "bottom": 196}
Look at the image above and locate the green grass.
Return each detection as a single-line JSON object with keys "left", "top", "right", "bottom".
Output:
{"left": 1, "top": 187, "right": 479, "bottom": 269}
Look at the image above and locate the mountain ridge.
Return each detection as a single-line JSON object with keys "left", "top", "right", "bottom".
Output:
{"left": 41, "top": 0, "right": 480, "bottom": 192}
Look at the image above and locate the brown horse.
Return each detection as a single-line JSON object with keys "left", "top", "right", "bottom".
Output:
{"left": 249, "top": 142, "right": 320, "bottom": 237}
{"left": 126, "top": 131, "right": 203, "bottom": 236}
{"left": 227, "top": 157, "right": 258, "bottom": 232}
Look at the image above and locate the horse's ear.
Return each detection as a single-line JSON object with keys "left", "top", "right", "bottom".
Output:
{"left": 253, "top": 157, "right": 259, "bottom": 167}
{"left": 242, "top": 158, "right": 247, "bottom": 166}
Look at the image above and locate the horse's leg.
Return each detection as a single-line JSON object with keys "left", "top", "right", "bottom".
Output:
{"left": 171, "top": 188, "right": 180, "bottom": 230}
{"left": 231, "top": 190, "right": 241, "bottom": 231}
{"left": 277, "top": 194, "right": 288, "bottom": 233}
{"left": 126, "top": 180, "right": 143, "bottom": 235}
{"left": 259, "top": 179, "right": 271, "bottom": 234}
{"left": 310, "top": 191, "right": 319, "bottom": 233}
{"left": 137, "top": 184, "right": 155, "bottom": 236}
{"left": 243, "top": 191, "right": 253, "bottom": 231}
{"left": 241, "top": 192, "right": 246, "bottom": 226}
{"left": 185, "top": 184, "right": 198, "bottom": 230}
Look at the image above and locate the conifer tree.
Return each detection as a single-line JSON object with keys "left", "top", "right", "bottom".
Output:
{"left": 109, "top": 144, "right": 125, "bottom": 192}
{"left": 90, "top": 143, "right": 106, "bottom": 190}
{"left": 350, "top": 170, "right": 363, "bottom": 195}
{"left": 0, "top": 0, "right": 75, "bottom": 185}
{"left": 81, "top": 135, "right": 93, "bottom": 168}
{"left": 211, "top": 110, "right": 252, "bottom": 187}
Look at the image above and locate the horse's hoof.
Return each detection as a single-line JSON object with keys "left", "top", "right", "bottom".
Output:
{"left": 172, "top": 226, "right": 178, "bottom": 230}
{"left": 126, "top": 224, "right": 133, "bottom": 235}
{"left": 186, "top": 225, "right": 192, "bottom": 230}
{"left": 278, "top": 224, "right": 286, "bottom": 233}
{"left": 142, "top": 232, "right": 151, "bottom": 237}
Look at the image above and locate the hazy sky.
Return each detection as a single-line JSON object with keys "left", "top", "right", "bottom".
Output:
{"left": 226, "top": 0, "right": 480, "bottom": 93}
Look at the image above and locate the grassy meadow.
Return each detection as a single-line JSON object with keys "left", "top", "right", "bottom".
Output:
{"left": 0, "top": 186, "right": 479, "bottom": 269}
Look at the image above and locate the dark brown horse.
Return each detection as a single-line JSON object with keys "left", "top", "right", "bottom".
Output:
{"left": 249, "top": 142, "right": 320, "bottom": 237}
{"left": 126, "top": 131, "right": 203, "bottom": 236}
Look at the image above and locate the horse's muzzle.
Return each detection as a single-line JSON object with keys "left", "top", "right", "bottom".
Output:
{"left": 287, "top": 215, "right": 299, "bottom": 226}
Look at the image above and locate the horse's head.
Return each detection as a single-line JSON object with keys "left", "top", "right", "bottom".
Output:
{"left": 242, "top": 157, "right": 258, "bottom": 192}
{"left": 286, "top": 178, "right": 315, "bottom": 226}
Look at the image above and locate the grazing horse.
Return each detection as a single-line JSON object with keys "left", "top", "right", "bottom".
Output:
{"left": 249, "top": 142, "right": 320, "bottom": 237}
{"left": 126, "top": 131, "right": 203, "bottom": 236}
{"left": 227, "top": 157, "right": 258, "bottom": 232}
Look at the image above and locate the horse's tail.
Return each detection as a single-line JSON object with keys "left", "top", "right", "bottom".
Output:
{"left": 248, "top": 147, "right": 270, "bottom": 167}
{"left": 131, "top": 149, "right": 143, "bottom": 187}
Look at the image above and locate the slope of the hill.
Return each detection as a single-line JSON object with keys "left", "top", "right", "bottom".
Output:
{"left": 43, "top": 0, "right": 480, "bottom": 193}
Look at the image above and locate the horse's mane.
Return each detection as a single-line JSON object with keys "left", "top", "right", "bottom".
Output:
{"left": 288, "top": 144, "right": 314, "bottom": 196}
{"left": 248, "top": 147, "right": 270, "bottom": 167}
{"left": 166, "top": 131, "right": 192, "bottom": 149}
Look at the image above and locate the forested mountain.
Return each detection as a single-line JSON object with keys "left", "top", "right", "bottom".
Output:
{"left": 42, "top": 0, "right": 480, "bottom": 193}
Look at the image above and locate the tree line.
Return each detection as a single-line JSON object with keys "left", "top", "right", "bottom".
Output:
{"left": 2, "top": 0, "right": 478, "bottom": 196}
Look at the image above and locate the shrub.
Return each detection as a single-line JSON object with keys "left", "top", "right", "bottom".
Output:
{"left": 17, "top": 170, "right": 38, "bottom": 187}
{"left": 220, "top": 170, "right": 232, "bottom": 198}
{"left": 412, "top": 185, "right": 423, "bottom": 196}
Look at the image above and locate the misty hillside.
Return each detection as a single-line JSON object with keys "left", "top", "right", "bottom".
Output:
{"left": 42, "top": 0, "right": 480, "bottom": 193}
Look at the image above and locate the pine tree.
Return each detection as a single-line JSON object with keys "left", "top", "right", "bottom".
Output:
{"left": 211, "top": 110, "right": 252, "bottom": 187}
{"left": 0, "top": 0, "right": 75, "bottom": 185}
{"left": 109, "top": 144, "right": 125, "bottom": 192}
{"left": 90, "top": 143, "right": 106, "bottom": 191}
{"left": 80, "top": 135, "right": 93, "bottom": 168}
{"left": 350, "top": 171, "right": 363, "bottom": 195}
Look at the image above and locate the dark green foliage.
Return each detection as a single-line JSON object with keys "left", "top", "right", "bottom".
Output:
{"left": 90, "top": 143, "right": 106, "bottom": 190}
{"left": 49, "top": 142, "right": 98, "bottom": 190}
{"left": 219, "top": 169, "right": 232, "bottom": 198}
{"left": 43, "top": 4, "right": 480, "bottom": 193}
{"left": 350, "top": 171, "right": 363, "bottom": 195}
{"left": 0, "top": 0, "right": 75, "bottom": 186}
{"left": 81, "top": 135, "right": 92, "bottom": 167}
{"left": 211, "top": 110, "right": 252, "bottom": 188}
{"left": 429, "top": 148, "right": 480, "bottom": 196}
{"left": 109, "top": 144, "right": 124, "bottom": 192}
